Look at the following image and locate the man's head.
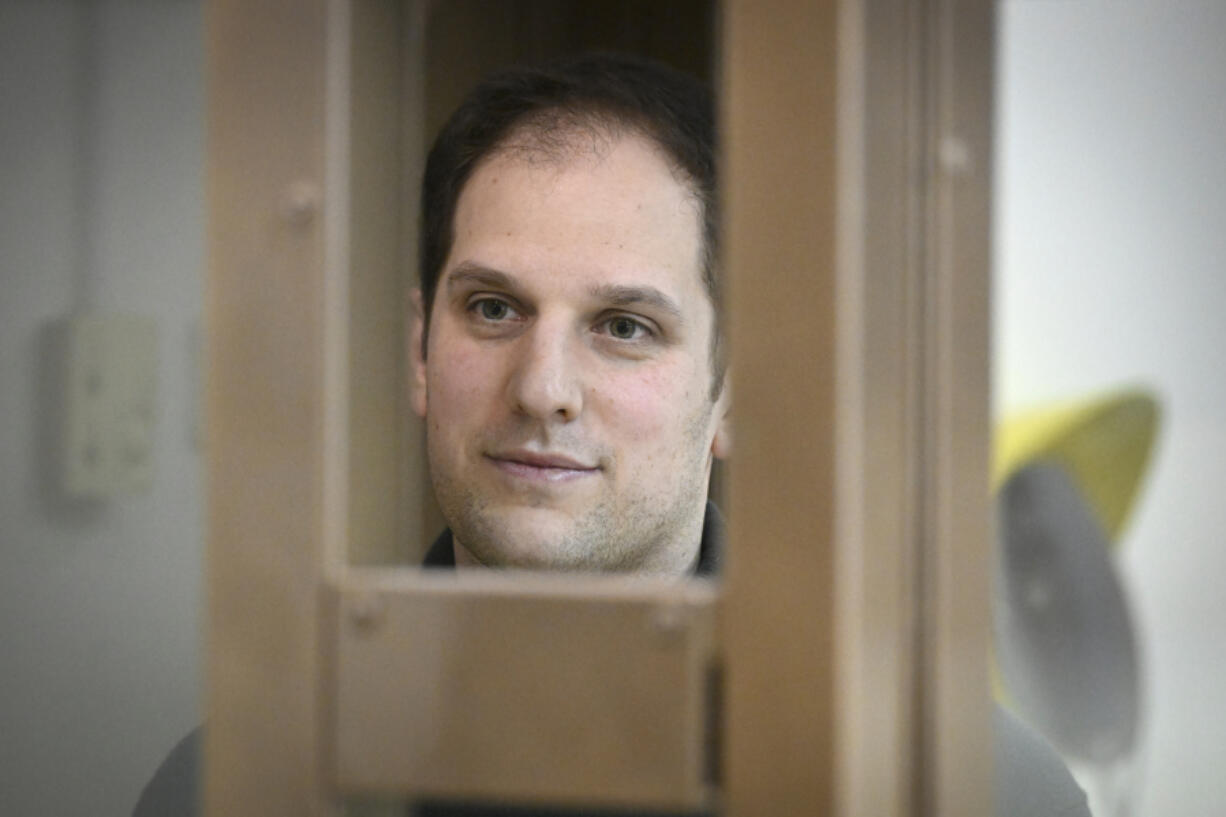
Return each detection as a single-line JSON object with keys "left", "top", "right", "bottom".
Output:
{"left": 419, "top": 53, "right": 721, "bottom": 383}
{"left": 412, "top": 53, "right": 729, "bottom": 574}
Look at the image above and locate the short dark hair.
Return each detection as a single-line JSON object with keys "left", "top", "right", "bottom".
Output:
{"left": 418, "top": 52, "right": 722, "bottom": 393}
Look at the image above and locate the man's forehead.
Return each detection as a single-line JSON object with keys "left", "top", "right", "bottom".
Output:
{"left": 449, "top": 134, "right": 704, "bottom": 283}
{"left": 480, "top": 120, "right": 702, "bottom": 210}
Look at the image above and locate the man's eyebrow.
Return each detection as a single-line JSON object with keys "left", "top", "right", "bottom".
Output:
{"left": 444, "top": 263, "right": 518, "bottom": 294}
{"left": 589, "top": 283, "right": 684, "bottom": 322}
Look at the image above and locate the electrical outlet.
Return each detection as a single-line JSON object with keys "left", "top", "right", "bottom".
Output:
{"left": 63, "top": 314, "right": 158, "bottom": 498}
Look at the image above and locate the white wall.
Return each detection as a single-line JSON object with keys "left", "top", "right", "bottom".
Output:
{"left": 0, "top": 2, "right": 204, "bottom": 814}
{"left": 995, "top": 2, "right": 1226, "bottom": 814}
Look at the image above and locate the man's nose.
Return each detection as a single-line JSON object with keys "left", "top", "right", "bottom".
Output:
{"left": 508, "top": 321, "right": 584, "bottom": 423}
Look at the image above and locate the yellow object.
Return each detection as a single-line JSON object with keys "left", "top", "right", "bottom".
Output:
{"left": 993, "top": 388, "right": 1160, "bottom": 544}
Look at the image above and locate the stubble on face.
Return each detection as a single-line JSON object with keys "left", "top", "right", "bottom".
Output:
{"left": 430, "top": 395, "right": 718, "bottom": 574}
{"left": 419, "top": 127, "right": 724, "bottom": 575}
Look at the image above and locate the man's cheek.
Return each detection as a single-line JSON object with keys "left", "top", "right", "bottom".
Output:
{"left": 433, "top": 346, "right": 500, "bottom": 405}
{"left": 599, "top": 372, "right": 683, "bottom": 437}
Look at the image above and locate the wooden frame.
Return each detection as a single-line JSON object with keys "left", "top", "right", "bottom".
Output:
{"left": 205, "top": 0, "right": 994, "bottom": 814}
{"left": 824, "top": 3, "right": 996, "bottom": 816}
{"left": 330, "top": 571, "right": 719, "bottom": 808}
{"left": 205, "top": 2, "right": 329, "bottom": 814}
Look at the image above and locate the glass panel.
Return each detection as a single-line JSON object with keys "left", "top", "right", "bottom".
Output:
{"left": 342, "top": 1, "right": 724, "bottom": 813}
{"left": 994, "top": 2, "right": 1226, "bottom": 815}
{"left": 398, "top": 0, "right": 723, "bottom": 569}
{"left": 0, "top": 1, "right": 205, "bottom": 815}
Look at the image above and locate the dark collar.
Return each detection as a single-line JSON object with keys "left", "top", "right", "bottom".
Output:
{"left": 422, "top": 502, "right": 724, "bottom": 577}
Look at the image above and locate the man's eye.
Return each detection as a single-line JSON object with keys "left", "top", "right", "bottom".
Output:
{"left": 604, "top": 315, "right": 649, "bottom": 340}
{"left": 473, "top": 298, "right": 514, "bottom": 321}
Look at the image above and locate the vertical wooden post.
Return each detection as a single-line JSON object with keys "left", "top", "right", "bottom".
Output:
{"left": 722, "top": 1, "right": 841, "bottom": 814}
{"left": 920, "top": 3, "right": 995, "bottom": 814}
{"left": 721, "top": 1, "right": 994, "bottom": 815}
{"left": 205, "top": 1, "right": 331, "bottom": 814}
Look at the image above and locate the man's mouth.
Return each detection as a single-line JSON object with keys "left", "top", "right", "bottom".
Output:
{"left": 484, "top": 450, "right": 600, "bottom": 482}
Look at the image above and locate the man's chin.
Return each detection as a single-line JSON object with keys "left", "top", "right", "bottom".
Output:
{"left": 456, "top": 504, "right": 604, "bottom": 571}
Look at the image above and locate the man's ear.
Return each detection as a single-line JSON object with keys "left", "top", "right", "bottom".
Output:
{"left": 408, "top": 288, "right": 428, "bottom": 418}
{"left": 711, "top": 371, "right": 732, "bottom": 459}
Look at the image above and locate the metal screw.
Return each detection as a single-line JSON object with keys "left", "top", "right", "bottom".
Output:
{"left": 349, "top": 592, "right": 385, "bottom": 634}
{"left": 281, "top": 181, "right": 320, "bottom": 228}
{"left": 650, "top": 603, "right": 689, "bottom": 645}
{"left": 938, "top": 137, "right": 973, "bottom": 175}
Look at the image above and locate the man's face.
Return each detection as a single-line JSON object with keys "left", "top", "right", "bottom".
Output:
{"left": 412, "top": 130, "right": 729, "bottom": 574}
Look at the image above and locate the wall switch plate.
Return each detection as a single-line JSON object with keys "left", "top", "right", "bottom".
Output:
{"left": 62, "top": 314, "right": 159, "bottom": 498}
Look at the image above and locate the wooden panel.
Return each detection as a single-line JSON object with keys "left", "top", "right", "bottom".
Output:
{"left": 833, "top": 1, "right": 924, "bottom": 813}
{"left": 422, "top": 1, "right": 715, "bottom": 142}
{"left": 722, "top": 1, "right": 994, "bottom": 815}
{"left": 205, "top": 1, "right": 329, "bottom": 815}
{"left": 920, "top": 2, "right": 994, "bottom": 814}
{"left": 331, "top": 571, "right": 718, "bottom": 810}
{"left": 721, "top": 1, "right": 841, "bottom": 814}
